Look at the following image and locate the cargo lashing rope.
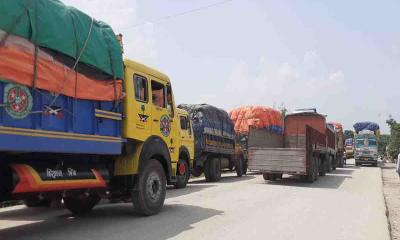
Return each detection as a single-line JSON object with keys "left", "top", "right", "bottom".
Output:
{"left": 47, "top": 16, "right": 95, "bottom": 108}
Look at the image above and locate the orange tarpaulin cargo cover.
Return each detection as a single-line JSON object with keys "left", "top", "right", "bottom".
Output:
{"left": 0, "top": 32, "right": 123, "bottom": 101}
{"left": 327, "top": 122, "right": 343, "bottom": 132}
{"left": 229, "top": 106, "right": 283, "bottom": 134}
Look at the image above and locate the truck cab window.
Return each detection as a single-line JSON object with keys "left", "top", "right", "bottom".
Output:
{"left": 167, "top": 85, "right": 174, "bottom": 117}
{"left": 180, "top": 116, "right": 188, "bottom": 130}
{"left": 187, "top": 117, "right": 192, "bottom": 135}
{"left": 134, "top": 74, "right": 148, "bottom": 102}
{"left": 151, "top": 81, "right": 165, "bottom": 108}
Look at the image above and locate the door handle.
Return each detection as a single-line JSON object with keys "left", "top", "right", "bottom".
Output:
{"left": 153, "top": 119, "right": 159, "bottom": 122}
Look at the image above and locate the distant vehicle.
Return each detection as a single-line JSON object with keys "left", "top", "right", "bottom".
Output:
{"left": 353, "top": 122, "right": 380, "bottom": 166}
{"left": 247, "top": 108, "right": 337, "bottom": 182}
{"left": 179, "top": 104, "right": 246, "bottom": 182}
{"left": 229, "top": 106, "right": 283, "bottom": 173}
{"left": 327, "top": 122, "right": 345, "bottom": 168}
{"left": 354, "top": 130, "right": 378, "bottom": 166}
{"left": 345, "top": 138, "right": 355, "bottom": 159}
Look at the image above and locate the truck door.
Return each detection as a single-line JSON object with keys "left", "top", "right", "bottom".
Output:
{"left": 132, "top": 74, "right": 152, "bottom": 139}
{"left": 150, "top": 80, "right": 177, "bottom": 160}
{"left": 179, "top": 114, "right": 194, "bottom": 156}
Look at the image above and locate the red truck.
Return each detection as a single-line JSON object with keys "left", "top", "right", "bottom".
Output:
{"left": 248, "top": 109, "right": 337, "bottom": 182}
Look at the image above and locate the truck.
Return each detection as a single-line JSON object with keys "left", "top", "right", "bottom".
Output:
{"left": 0, "top": 0, "right": 194, "bottom": 216}
{"left": 327, "top": 122, "right": 345, "bottom": 168}
{"left": 345, "top": 138, "right": 355, "bottom": 159}
{"left": 248, "top": 109, "right": 337, "bottom": 182}
{"left": 179, "top": 104, "right": 246, "bottom": 182}
{"left": 229, "top": 106, "right": 283, "bottom": 173}
{"left": 353, "top": 122, "right": 380, "bottom": 166}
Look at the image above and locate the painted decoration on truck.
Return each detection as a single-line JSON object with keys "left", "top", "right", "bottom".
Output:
{"left": 4, "top": 84, "right": 33, "bottom": 119}
{"left": 160, "top": 114, "right": 171, "bottom": 137}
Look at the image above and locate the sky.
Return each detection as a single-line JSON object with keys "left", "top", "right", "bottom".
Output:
{"left": 63, "top": 0, "right": 400, "bottom": 134}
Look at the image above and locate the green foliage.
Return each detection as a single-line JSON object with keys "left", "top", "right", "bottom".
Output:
{"left": 344, "top": 130, "right": 354, "bottom": 140}
{"left": 387, "top": 116, "right": 400, "bottom": 158}
{"left": 378, "top": 134, "right": 390, "bottom": 155}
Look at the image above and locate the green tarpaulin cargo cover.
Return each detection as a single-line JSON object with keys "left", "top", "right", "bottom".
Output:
{"left": 0, "top": 0, "right": 124, "bottom": 80}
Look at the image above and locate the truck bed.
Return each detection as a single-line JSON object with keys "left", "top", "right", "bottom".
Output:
{"left": 248, "top": 147, "right": 307, "bottom": 174}
{"left": 247, "top": 126, "right": 327, "bottom": 176}
{"left": 0, "top": 82, "right": 123, "bottom": 155}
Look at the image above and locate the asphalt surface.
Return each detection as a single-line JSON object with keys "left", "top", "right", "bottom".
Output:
{"left": 0, "top": 159, "right": 390, "bottom": 240}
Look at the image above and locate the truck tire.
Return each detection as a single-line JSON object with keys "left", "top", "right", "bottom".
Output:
{"left": 263, "top": 173, "right": 270, "bottom": 180}
{"left": 319, "top": 157, "right": 326, "bottom": 176}
{"left": 327, "top": 156, "right": 333, "bottom": 173}
{"left": 63, "top": 194, "right": 100, "bottom": 215}
{"left": 243, "top": 161, "right": 248, "bottom": 175}
{"left": 306, "top": 157, "right": 318, "bottom": 183}
{"left": 204, "top": 157, "right": 221, "bottom": 182}
{"left": 132, "top": 159, "right": 166, "bottom": 216}
{"left": 338, "top": 157, "right": 344, "bottom": 168}
{"left": 272, "top": 173, "right": 283, "bottom": 181}
{"left": 174, "top": 159, "right": 190, "bottom": 189}
{"left": 235, "top": 157, "right": 243, "bottom": 177}
{"left": 332, "top": 156, "right": 337, "bottom": 170}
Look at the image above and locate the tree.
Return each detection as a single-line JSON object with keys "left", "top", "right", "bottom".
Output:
{"left": 378, "top": 134, "right": 390, "bottom": 155}
{"left": 344, "top": 130, "right": 354, "bottom": 140}
{"left": 387, "top": 116, "right": 400, "bottom": 158}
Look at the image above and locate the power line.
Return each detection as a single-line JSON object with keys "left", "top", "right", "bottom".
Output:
{"left": 122, "top": 0, "right": 234, "bottom": 30}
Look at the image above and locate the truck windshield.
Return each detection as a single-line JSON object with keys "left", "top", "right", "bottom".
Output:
{"left": 368, "top": 139, "right": 377, "bottom": 147}
{"left": 355, "top": 139, "right": 365, "bottom": 148}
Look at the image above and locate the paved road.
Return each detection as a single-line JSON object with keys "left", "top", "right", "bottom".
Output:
{"left": 0, "top": 159, "right": 390, "bottom": 240}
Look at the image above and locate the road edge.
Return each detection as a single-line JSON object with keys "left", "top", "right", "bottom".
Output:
{"left": 381, "top": 162, "right": 399, "bottom": 240}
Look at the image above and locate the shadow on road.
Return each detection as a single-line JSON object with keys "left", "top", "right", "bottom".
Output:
{"left": 167, "top": 183, "right": 216, "bottom": 199}
{"left": 0, "top": 203, "right": 223, "bottom": 240}
{"left": 189, "top": 175, "right": 256, "bottom": 185}
{"left": 264, "top": 168, "right": 354, "bottom": 189}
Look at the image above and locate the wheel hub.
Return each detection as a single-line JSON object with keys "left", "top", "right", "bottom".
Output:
{"left": 178, "top": 162, "right": 186, "bottom": 175}
{"left": 146, "top": 172, "right": 161, "bottom": 201}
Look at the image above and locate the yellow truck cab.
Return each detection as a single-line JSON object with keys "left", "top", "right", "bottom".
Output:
{"left": 176, "top": 108, "right": 195, "bottom": 187}
{"left": 112, "top": 60, "right": 193, "bottom": 214}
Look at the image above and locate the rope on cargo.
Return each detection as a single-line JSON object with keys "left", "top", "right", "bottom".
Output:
{"left": 32, "top": 0, "right": 39, "bottom": 89}
{"left": 104, "top": 31, "right": 120, "bottom": 110}
{"left": 0, "top": 0, "right": 32, "bottom": 46}
{"left": 48, "top": 17, "right": 95, "bottom": 108}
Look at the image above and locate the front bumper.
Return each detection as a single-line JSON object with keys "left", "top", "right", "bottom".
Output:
{"left": 355, "top": 157, "right": 377, "bottom": 164}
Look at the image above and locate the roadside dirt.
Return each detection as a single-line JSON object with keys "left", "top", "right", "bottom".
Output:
{"left": 382, "top": 162, "right": 400, "bottom": 240}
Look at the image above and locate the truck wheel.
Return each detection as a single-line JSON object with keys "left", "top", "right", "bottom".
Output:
{"left": 242, "top": 161, "right": 248, "bottom": 175}
{"left": 272, "top": 173, "right": 283, "bottom": 181}
{"left": 338, "top": 157, "right": 344, "bottom": 168}
{"left": 132, "top": 159, "right": 166, "bottom": 216}
{"left": 63, "top": 194, "right": 100, "bottom": 215}
{"left": 24, "top": 195, "right": 51, "bottom": 208}
{"left": 174, "top": 159, "right": 190, "bottom": 189}
{"left": 263, "top": 173, "right": 270, "bottom": 180}
{"left": 307, "top": 157, "right": 319, "bottom": 182}
{"left": 204, "top": 158, "right": 221, "bottom": 182}
{"left": 319, "top": 157, "right": 326, "bottom": 176}
{"left": 235, "top": 157, "right": 243, "bottom": 177}
{"left": 328, "top": 156, "right": 336, "bottom": 172}
{"left": 332, "top": 156, "right": 337, "bottom": 170}
{"left": 191, "top": 166, "right": 202, "bottom": 177}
